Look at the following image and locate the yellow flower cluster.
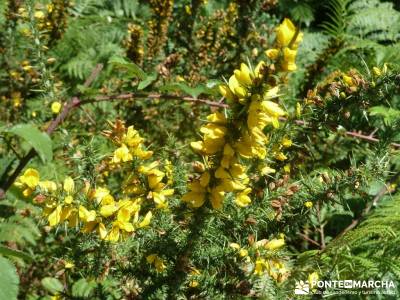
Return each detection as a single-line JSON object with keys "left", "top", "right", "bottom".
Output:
{"left": 16, "top": 126, "right": 174, "bottom": 243}
{"left": 146, "top": 254, "right": 166, "bottom": 272}
{"left": 183, "top": 19, "right": 301, "bottom": 210}
{"left": 112, "top": 126, "right": 153, "bottom": 163}
{"left": 230, "top": 236, "right": 288, "bottom": 282}
{"left": 15, "top": 168, "right": 41, "bottom": 197}
{"left": 111, "top": 125, "right": 174, "bottom": 210}
{"left": 16, "top": 171, "right": 153, "bottom": 242}
{"left": 265, "top": 18, "right": 303, "bottom": 72}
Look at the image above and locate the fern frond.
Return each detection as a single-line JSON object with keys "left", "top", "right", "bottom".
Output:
{"left": 321, "top": 0, "right": 351, "bottom": 37}
{"left": 347, "top": 1, "right": 400, "bottom": 42}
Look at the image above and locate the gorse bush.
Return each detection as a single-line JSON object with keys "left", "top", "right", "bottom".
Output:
{"left": 0, "top": 0, "right": 399, "bottom": 299}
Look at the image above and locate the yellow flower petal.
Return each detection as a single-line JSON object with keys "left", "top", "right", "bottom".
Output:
{"left": 139, "top": 211, "right": 152, "bottom": 228}
{"left": 48, "top": 205, "right": 62, "bottom": 227}
{"left": 63, "top": 176, "right": 75, "bottom": 194}
{"left": 265, "top": 238, "right": 285, "bottom": 250}
{"left": 51, "top": 101, "right": 62, "bottom": 114}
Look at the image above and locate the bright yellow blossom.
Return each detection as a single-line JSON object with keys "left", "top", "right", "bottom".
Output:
{"left": 147, "top": 254, "right": 166, "bottom": 272}
{"left": 51, "top": 101, "right": 62, "bottom": 114}
{"left": 276, "top": 18, "right": 303, "bottom": 48}
{"left": 112, "top": 144, "right": 133, "bottom": 163}
{"left": 265, "top": 238, "right": 285, "bottom": 250}
{"left": 304, "top": 201, "right": 313, "bottom": 208}
{"left": 63, "top": 177, "right": 75, "bottom": 194}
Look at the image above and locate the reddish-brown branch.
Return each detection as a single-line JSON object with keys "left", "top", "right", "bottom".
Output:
{"left": 0, "top": 65, "right": 103, "bottom": 197}
{"left": 87, "top": 93, "right": 229, "bottom": 108}
{"left": 281, "top": 117, "right": 400, "bottom": 149}
{"left": 338, "top": 171, "right": 400, "bottom": 237}
{"left": 298, "top": 232, "right": 321, "bottom": 247}
{"left": 344, "top": 131, "right": 400, "bottom": 148}
{"left": 0, "top": 70, "right": 398, "bottom": 198}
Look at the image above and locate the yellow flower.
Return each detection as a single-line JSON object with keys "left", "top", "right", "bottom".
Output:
{"left": 152, "top": 189, "right": 173, "bottom": 209}
{"left": 93, "top": 187, "right": 111, "bottom": 203}
{"left": 51, "top": 101, "right": 62, "bottom": 114}
{"left": 229, "top": 243, "right": 241, "bottom": 249}
{"left": 123, "top": 126, "right": 143, "bottom": 147}
{"left": 112, "top": 144, "right": 133, "bottom": 163}
{"left": 219, "top": 85, "right": 235, "bottom": 102}
{"left": 228, "top": 75, "right": 248, "bottom": 99}
{"left": 105, "top": 208, "right": 135, "bottom": 242}
{"left": 235, "top": 136, "right": 254, "bottom": 158}
{"left": 215, "top": 167, "right": 230, "bottom": 179}
{"left": 281, "top": 137, "right": 292, "bottom": 147}
{"left": 64, "top": 195, "right": 73, "bottom": 204}
{"left": 264, "top": 86, "right": 280, "bottom": 99}
{"left": 260, "top": 164, "right": 276, "bottom": 175}
{"left": 207, "top": 111, "right": 227, "bottom": 124}
{"left": 275, "top": 152, "right": 287, "bottom": 161}
{"left": 147, "top": 168, "right": 165, "bottom": 190}
{"left": 254, "top": 61, "right": 266, "bottom": 79}
{"left": 38, "top": 180, "right": 57, "bottom": 192}
{"left": 308, "top": 272, "right": 319, "bottom": 289}
{"left": 276, "top": 18, "right": 302, "bottom": 48}
{"left": 342, "top": 75, "right": 354, "bottom": 86}
{"left": 64, "top": 261, "right": 75, "bottom": 269}
{"left": 262, "top": 100, "right": 286, "bottom": 117}
{"left": 63, "top": 177, "right": 75, "bottom": 194}
{"left": 48, "top": 205, "right": 62, "bottom": 227}
{"left": 182, "top": 191, "right": 206, "bottom": 208}
{"left": 254, "top": 258, "right": 268, "bottom": 275}
{"left": 265, "top": 238, "right": 285, "bottom": 250}
{"left": 191, "top": 132, "right": 225, "bottom": 154}
{"left": 146, "top": 254, "right": 166, "bottom": 272}
{"left": 210, "top": 186, "right": 225, "bottom": 210}
{"left": 138, "top": 211, "right": 152, "bottom": 228}
{"left": 239, "top": 248, "right": 248, "bottom": 257}
{"left": 282, "top": 47, "right": 297, "bottom": 71}
{"left": 372, "top": 66, "right": 381, "bottom": 76}
{"left": 234, "top": 63, "right": 253, "bottom": 86}
{"left": 199, "top": 171, "right": 211, "bottom": 187}
{"left": 296, "top": 102, "right": 302, "bottom": 117}
{"left": 79, "top": 205, "right": 96, "bottom": 222}
{"left": 189, "top": 280, "right": 199, "bottom": 288}
{"left": 182, "top": 181, "right": 206, "bottom": 208}
{"left": 18, "top": 168, "right": 40, "bottom": 189}
{"left": 34, "top": 11, "right": 45, "bottom": 19}
{"left": 100, "top": 204, "right": 118, "bottom": 217}
{"left": 234, "top": 188, "right": 252, "bottom": 207}
{"left": 200, "top": 123, "right": 227, "bottom": 139}
{"left": 265, "top": 48, "right": 279, "bottom": 60}
{"left": 304, "top": 201, "right": 313, "bottom": 208}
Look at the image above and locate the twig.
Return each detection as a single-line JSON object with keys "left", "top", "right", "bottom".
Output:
{"left": 344, "top": 131, "right": 400, "bottom": 148}
{"left": 281, "top": 117, "right": 400, "bottom": 149}
{"left": 87, "top": 93, "right": 229, "bottom": 108}
{"left": 339, "top": 171, "right": 400, "bottom": 236}
{"left": 298, "top": 232, "right": 321, "bottom": 247}
{"left": 0, "top": 64, "right": 103, "bottom": 198}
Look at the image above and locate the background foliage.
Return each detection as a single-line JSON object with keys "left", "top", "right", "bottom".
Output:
{"left": 0, "top": 0, "right": 399, "bottom": 299}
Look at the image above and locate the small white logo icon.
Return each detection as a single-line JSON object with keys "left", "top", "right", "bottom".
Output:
{"left": 344, "top": 280, "right": 353, "bottom": 288}
{"left": 295, "top": 280, "right": 309, "bottom": 295}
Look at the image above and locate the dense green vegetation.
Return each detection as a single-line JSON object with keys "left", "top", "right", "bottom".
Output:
{"left": 0, "top": 0, "right": 399, "bottom": 299}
